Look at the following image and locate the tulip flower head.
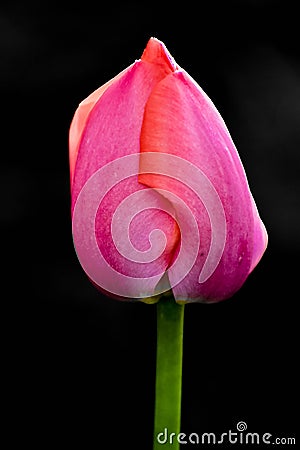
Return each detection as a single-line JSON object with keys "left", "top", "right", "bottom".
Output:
{"left": 69, "top": 37, "right": 267, "bottom": 303}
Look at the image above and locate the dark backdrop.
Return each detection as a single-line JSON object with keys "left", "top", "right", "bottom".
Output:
{"left": 2, "top": 1, "right": 298, "bottom": 448}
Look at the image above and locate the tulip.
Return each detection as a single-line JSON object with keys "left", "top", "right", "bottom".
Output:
{"left": 69, "top": 38, "right": 268, "bottom": 450}
{"left": 69, "top": 37, "right": 267, "bottom": 304}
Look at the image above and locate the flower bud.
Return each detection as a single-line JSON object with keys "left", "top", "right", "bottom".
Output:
{"left": 69, "top": 38, "right": 267, "bottom": 303}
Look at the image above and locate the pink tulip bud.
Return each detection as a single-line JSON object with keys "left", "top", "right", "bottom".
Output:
{"left": 69, "top": 37, "right": 267, "bottom": 303}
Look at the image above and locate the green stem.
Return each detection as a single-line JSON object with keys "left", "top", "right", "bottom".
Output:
{"left": 153, "top": 295, "right": 185, "bottom": 449}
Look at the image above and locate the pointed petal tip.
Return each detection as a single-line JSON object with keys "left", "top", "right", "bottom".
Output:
{"left": 141, "top": 37, "right": 177, "bottom": 72}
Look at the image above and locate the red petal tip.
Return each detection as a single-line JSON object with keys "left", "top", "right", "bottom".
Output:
{"left": 141, "top": 37, "right": 178, "bottom": 72}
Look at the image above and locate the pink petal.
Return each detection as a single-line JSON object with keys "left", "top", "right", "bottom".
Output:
{"left": 140, "top": 69, "right": 267, "bottom": 302}
{"left": 69, "top": 66, "right": 133, "bottom": 186}
{"left": 71, "top": 43, "right": 179, "bottom": 299}
{"left": 249, "top": 196, "right": 268, "bottom": 273}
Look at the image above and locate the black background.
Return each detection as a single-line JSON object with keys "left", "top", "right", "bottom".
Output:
{"left": 2, "top": 1, "right": 298, "bottom": 448}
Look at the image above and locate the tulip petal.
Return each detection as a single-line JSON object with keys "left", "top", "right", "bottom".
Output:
{"left": 69, "top": 66, "right": 133, "bottom": 185}
{"left": 141, "top": 36, "right": 178, "bottom": 73}
{"left": 249, "top": 196, "right": 268, "bottom": 273}
{"left": 140, "top": 69, "right": 267, "bottom": 302}
{"left": 71, "top": 51, "right": 180, "bottom": 299}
